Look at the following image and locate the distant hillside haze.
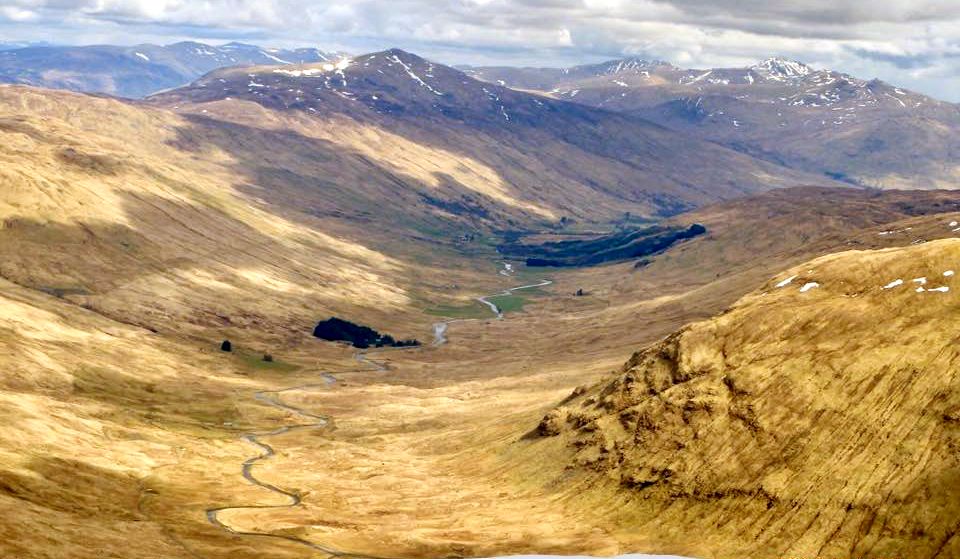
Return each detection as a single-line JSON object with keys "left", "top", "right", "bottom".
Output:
{"left": 466, "top": 57, "right": 960, "bottom": 190}
{"left": 0, "top": 41, "right": 342, "bottom": 98}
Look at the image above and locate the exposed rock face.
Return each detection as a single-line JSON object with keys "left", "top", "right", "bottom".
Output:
{"left": 538, "top": 238, "right": 960, "bottom": 559}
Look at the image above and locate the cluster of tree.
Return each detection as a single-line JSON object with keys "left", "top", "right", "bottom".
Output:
{"left": 498, "top": 223, "right": 706, "bottom": 267}
{"left": 312, "top": 317, "right": 420, "bottom": 349}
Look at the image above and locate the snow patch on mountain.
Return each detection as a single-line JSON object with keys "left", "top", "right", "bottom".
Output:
{"left": 751, "top": 57, "right": 812, "bottom": 81}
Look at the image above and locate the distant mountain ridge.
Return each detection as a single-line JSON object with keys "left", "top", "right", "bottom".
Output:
{"left": 149, "top": 48, "right": 833, "bottom": 222}
{"left": 467, "top": 57, "right": 960, "bottom": 189}
{"left": 0, "top": 41, "right": 343, "bottom": 98}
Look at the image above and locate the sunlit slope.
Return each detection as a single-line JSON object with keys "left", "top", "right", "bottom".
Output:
{"left": 0, "top": 62, "right": 829, "bottom": 344}
{"left": 0, "top": 84, "right": 500, "bottom": 342}
{"left": 533, "top": 238, "right": 960, "bottom": 559}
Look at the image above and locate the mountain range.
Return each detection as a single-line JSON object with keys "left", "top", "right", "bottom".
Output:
{"left": 148, "top": 49, "right": 828, "bottom": 222}
{"left": 0, "top": 41, "right": 337, "bottom": 98}
{"left": 467, "top": 57, "right": 960, "bottom": 189}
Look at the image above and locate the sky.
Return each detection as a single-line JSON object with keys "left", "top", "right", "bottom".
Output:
{"left": 3, "top": 0, "right": 960, "bottom": 100}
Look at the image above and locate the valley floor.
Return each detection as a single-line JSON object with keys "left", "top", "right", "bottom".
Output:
{"left": 0, "top": 247, "right": 734, "bottom": 559}
{"left": 6, "top": 186, "right": 960, "bottom": 559}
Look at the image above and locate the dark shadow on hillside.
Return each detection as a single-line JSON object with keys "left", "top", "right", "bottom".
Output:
{"left": 166, "top": 114, "right": 556, "bottom": 242}
{"left": 0, "top": 455, "right": 141, "bottom": 519}
{"left": 70, "top": 366, "right": 246, "bottom": 430}
{"left": 161, "top": 107, "right": 744, "bottom": 241}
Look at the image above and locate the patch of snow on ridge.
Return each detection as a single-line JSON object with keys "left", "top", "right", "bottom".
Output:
{"left": 259, "top": 50, "right": 292, "bottom": 64}
{"left": 388, "top": 54, "right": 443, "bottom": 95}
{"left": 274, "top": 68, "right": 324, "bottom": 77}
{"left": 776, "top": 275, "right": 798, "bottom": 288}
{"left": 134, "top": 52, "right": 150, "bottom": 62}
{"left": 913, "top": 277, "right": 928, "bottom": 285}
{"left": 928, "top": 286, "right": 950, "bottom": 293}
{"left": 751, "top": 57, "right": 812, "bottom": 80}
{"left": 944, "top": 270, "right": 955, "bottom": 277}
{"left": 800, "top": 282, "right": 819, "bottom": 293}
{"left": 883, "top": 279, "right": 904, "bottom": 289}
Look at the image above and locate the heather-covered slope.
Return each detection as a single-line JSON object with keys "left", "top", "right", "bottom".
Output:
{"left": 0, "top": 83, "right": 474, "bottom": 345}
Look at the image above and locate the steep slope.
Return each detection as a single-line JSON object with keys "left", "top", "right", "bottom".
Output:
{"left": 151, "top": 49, "right": 833, "bottom": 220}
{"left": 530, "top": 236, "right": 960, "bottom": 559}
{"left": 0, "top": 42, "right": 337, "bottom": 98}
{"left": 468, "top": 57, "right": 960, "bottom": 189}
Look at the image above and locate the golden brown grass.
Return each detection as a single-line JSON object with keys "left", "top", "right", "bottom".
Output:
{"left": 530, "top": 238, "right": 960, "bottom": 559}
{"left": 3, "top": 84, "right": 960, "bottom": 559}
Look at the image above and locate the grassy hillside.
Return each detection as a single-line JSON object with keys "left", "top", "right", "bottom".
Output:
{"left": 524, "top": 237, "right": 960, "bottom": 559}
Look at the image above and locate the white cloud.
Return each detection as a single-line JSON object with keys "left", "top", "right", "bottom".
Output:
{"left": 0, "top": 6, "right": 38, "bottom": 21}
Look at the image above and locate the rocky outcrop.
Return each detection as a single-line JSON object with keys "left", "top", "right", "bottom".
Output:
{"left": 534, "top": 239, "right": 960, "bottom": 559}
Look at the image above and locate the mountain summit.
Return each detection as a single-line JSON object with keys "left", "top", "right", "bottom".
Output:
{"left": 750, "top": 57, "right": 813, "bottom": 80}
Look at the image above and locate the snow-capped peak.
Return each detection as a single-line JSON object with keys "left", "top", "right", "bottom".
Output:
{"left": 595, "top": 57, "right": 673, "bottom": 76}
{"left": 751, "top": 57, "right": 812, "bottom": 81}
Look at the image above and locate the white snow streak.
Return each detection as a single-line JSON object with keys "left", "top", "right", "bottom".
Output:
{"left": 799, "top": 282, "right": 819, "bottom": 293}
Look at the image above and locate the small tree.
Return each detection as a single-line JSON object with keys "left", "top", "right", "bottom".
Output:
{"left": 262, "top": 354, "right": 273, "bottom": 363}
{"left": 220, "top": 340, "right": 232, "bottom": 352}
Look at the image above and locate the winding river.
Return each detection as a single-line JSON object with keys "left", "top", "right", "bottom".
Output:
{"left": 204, "top": 359, "right": 384, "bottom": 556}
{"left": 204, "top": 270, "right": 579, "bottom": 558}
{"left": 434, "top": 267, "right": 554, "bottom": 345}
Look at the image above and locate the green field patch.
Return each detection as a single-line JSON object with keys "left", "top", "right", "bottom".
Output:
{"left": 512, "top": 285, "right": 550, "bottom": 297}
{"left": 235, "top": 351, "right": 300, "bottom": 373}
{"left": 424, "top": 300, "right": 491, "bottom": 319}
{"left": 486, "top": 293, "right": 527, "bottom": 314}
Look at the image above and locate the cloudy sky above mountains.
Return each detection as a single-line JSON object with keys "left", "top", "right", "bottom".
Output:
{"left": 3, "top": 0, "right": 960, "bottom": 99}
